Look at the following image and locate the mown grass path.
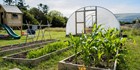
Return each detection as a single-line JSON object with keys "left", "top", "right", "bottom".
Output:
{"left": 118, "top": 26, "right": 140, "bottom": 70}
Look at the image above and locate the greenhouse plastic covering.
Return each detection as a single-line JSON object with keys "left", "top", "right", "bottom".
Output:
{"left": 66, "top": 6, "right": 120, "bottom": 35}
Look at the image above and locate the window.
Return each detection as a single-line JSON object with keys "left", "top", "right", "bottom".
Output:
{"left": 12, "top": 14, "right": 18, "bottom": 18}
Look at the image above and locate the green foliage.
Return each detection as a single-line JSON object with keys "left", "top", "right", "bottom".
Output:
{"left": 22, "top": 10, "right": 39, "bottom": 25}
{"left": 48, "top": 10, "right": 67, "bottom": 27}
{"left": 29, "top": 7, "right": 67, "bottom": 27}
{"left": 131, "top": 28, "right": 140, "bottom": 36}
{"left": 16, "top": 0, "right": 28, "bottom": 10}
{"left": 3, "top": 0, "right": 14, "bottom": 5}
{"left": 120, "top": 21, "right": 133, "bottom": 25}
{"left": 69, "top": 34, "right": 81, "bottom": 63}
{"left": 3, "top": 0, "right": 67, "bottom": 27}
{"left": 29, "top": 7, "right": 48, "bottom": 25}
{"left": 26, "top": 41, "right": 68, "bottom": 59}
{"left": 3, "top": 0, "right": 28, "bottom": 10}
{"left": 48, "top": 10, "right": 63, "bottom": 17}
{"left": 51, "top": 16, "right": 66, "bottom": 27}
{"left": 132, "top": 19, "right": 140, "bottom": 23}
{"left": 69, "top": 24, "right": 127, "bottom": 68}
{"left": 38, "top": 3, "right": 48, "bottom": 14}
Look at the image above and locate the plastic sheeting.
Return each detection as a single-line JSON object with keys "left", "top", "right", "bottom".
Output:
{"left": 66, "top": 6, "right": 120, "bottom": 35}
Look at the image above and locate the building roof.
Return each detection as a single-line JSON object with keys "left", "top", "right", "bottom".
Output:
{"left": 0, "top": 5, "right": 22, "bottom": 14}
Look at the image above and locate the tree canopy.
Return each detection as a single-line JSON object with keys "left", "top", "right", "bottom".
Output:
{"left": 3, "top": 0, "right": 14, "bottom": 5}
{"left": 48, "top": 10, "right": 67, "bottom": 27}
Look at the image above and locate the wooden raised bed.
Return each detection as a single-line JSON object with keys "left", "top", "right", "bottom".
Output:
{"left": 58, "top": 53, "right": 117, "bottom": 70}
{"left": 3, "top": 46, "right": 72, "bottom": 66}
{"left": 0, "top": 39, "right": 57, "bottom": 56}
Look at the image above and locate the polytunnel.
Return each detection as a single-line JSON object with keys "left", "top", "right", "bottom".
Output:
{"left": 66, "top": 6, "right": 120, "bottom": 35}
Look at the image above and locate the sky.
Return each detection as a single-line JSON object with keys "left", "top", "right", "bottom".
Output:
{"left": 0, "top": 0, "right": 140, "bottom": 17}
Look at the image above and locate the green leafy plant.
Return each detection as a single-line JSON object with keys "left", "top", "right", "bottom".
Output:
{"left": 69, "top": 34, "right": 81, "bottom": 63}
{"left": 26, "top": 41, "right": 68, "bottom": 59}
{"left": 69, "top": 24, "right": 127, "bottom": 68}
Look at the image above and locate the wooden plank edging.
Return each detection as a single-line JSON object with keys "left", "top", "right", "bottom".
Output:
{"left": 3, "top": 46, "right": 73, "bottom": 66}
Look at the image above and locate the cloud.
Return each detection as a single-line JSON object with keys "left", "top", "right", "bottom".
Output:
{"left": 26, "top": 0, "right": 89, "bottom": 17}
{"left": 25, "top": 0, "right": 140, "bottom": 17}
{"left": 108, "top": 5, "right": 140, "bottom": 14}
{"left": 1, "top": 0, "right": 139, "bottom": 17}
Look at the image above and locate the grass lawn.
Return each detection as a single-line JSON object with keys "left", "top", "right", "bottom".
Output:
{"left": 0, "top": 27, "right": 140, "bottom": 70}
{"left": 117, "top": 26, "right": 140, "bottom": 70}
{"left": 125, "top": 36, "right": 140, "bottom": 70}
{"left": 0, "top": 28, "right": 67, "bottom": 46}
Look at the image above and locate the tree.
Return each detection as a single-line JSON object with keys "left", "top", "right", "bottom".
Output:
{"left": 51, "top": 16, "right": 66, "bottom": 27}
{"left": 29, "top": 7, "right": 47, "bottom": 25}
{"left": 38, "top": 3, "right": 48, "bottom": 15}
{"left": 3, "top": 0, "right": 28, "bottom": 10}
{"left": 133, "top": 19, "right": 140, "bottom": 24}
{"left": 48, "top": 10, "right": 63, "bottom": 17}
{"left": 22, "top": 10, "right": 39, "bottom": 25}
{"left": 16, "top": 0, "right": 28, "bottom": 10}
{"left": 64, "top": 17, "right": 68, "bottom": 24}
{"left": 47, "top": 10, "right": 67, "bottom": 27}
{"left": 43, "top": 5, "right": 48, "bottom": 14}
{"left": 29, "top": 7, "right": 44, "bottom": 21}
{"left": 3, "top": 0, "right": 15, "bottom": 5}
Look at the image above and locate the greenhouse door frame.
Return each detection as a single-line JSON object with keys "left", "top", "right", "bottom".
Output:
{"left": 75, "top": 6, "right": 97, "bottom": 35}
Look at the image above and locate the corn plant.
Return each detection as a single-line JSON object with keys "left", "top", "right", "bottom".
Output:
{"left": 69, "top": 34, "right": 81, "bottom": 63}
{"left": 79, "top": 24, "right": 105, "bottom": 66}
{"left": 69, "top": 24, "right": 127, "bottom": 68}
{"left": 101, "top": 29, "right": 126, "bottom": 67}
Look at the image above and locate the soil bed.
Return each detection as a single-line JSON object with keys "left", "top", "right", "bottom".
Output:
{"left": 3, "top": 46, "right": 72, "bottom": 66}
{"left": 58, "top": 52, "right": 117, "bottom": 70}
{"left": 0, "top": 39, "right": 57, "bottom": 56}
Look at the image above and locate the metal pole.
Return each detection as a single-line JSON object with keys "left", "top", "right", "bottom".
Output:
{"left": 92, "top": 15, "right": 93, "bottom": 25}
{"left": 95, "top": 6, "right": 97, "bottom": 27}
{"left": 75, "top": 11, "right": 77, "bottom": 35}
{"left": 84, "top": 8, "right": 86, "bottom": 34}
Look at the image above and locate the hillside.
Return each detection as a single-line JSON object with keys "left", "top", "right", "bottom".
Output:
{"left": 115, "top": 13, "right": 140, "bottom": 23}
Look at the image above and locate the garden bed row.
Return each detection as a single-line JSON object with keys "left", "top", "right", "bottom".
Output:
{"left": 3, "top": 43, "right": 72, "bottom": 66}
{"left": 58, "top": 25, "right": 126, "bottom": 70}
{"left": 58, "top": 52, "right": 117, "bottom": 70}
{"left": 0, "top": 39, "right": 57, "bottom": 56}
